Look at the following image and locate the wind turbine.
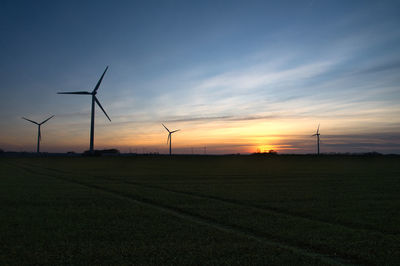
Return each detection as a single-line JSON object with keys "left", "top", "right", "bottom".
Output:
{"left": 58, "top": 66, "right": 111, "bottom": 153}
{"left": 162, "top": 123, "right": 180, "bottom": 155}
{"left": 22, "top": 115, "right": 54, "bottom": 153}
{"left": 312, "top": 123, "right": 321, "bottom": 155}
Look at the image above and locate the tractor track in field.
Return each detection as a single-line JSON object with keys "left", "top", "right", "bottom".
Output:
{"left": 114, "top": 178, "right": 399, "bottom": 236}
{"left": 8, "top": 161, "right": 364, "bottom": 266}
{"left": 16, "top": 161, "right": 396, "bottom": 236}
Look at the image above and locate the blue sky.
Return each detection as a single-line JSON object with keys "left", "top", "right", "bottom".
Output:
{"left": 0, "top": 0, "right": 399, "bottom": 153}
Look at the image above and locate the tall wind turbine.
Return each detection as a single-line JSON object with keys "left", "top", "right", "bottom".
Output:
{"left": 58, "top": 66, "right": 111, "bottom": 153}
{"left": 162, "top": 123, "right": 180, "bottom": 155}
{"left": 312, "top": 123, "right": 321, "bottom": 155}
{"left": 22, "top": 115, "right": 54, "bottom": 153}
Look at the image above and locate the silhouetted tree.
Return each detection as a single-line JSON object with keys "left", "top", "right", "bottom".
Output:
{"left": 268, "top": 150, "right": 278, "bottom": 155}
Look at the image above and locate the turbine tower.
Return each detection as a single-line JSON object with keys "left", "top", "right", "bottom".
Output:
{"left": 22, "top": 115, "right": 54, "bottom": 153}
{"left": 312, "top": 123, "right": 321, "bottom": 155}
{"left": 58, "top": 66, "right": 111, "bottom": 153}
{"left": 162, "top": 123, "right": 180, "bottom": 155}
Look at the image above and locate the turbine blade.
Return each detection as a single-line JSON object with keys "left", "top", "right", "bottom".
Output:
{"left": 92, "top": 66, "right": 108, "bottom": 93}
{"left": 22, "top": 117, "right": 39, "bottom": 125}
{"left": 312, "top": 134, "right": 317, "bottom": 136}
{"left": 94, "top": 96, "right": 111, "bottom": 122}
{"left": 167, "top": 133, "right": 171, "bottom": 144}
{"left": 40, "top": 115, "right": 54, "bottom": 125}
{"left": 162, "top": 123, "right": 170, "bottom": 132}
{"left": 38, "top": 127, "right": 41, "bottom": 141}
{"left": 171, "top": 129, "right": 180, "bottom": 133}
{"left": 57, "top": 91, "right": 91, "bottom": 95}
{"left": 317, "top": 123, "right": 320, "bottom": 134}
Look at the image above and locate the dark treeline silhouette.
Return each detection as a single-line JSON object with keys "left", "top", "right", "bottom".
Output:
{"left": 252, "top": 150, "right": 278, "bottom": 155}
{"left": 82, "top": 149, "right": 120, "bottom": 156}
{"left": 1, "top": 150, "right": 399, "bottom": 158}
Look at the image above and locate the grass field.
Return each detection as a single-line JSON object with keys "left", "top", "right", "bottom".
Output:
{"left": 1, "top": 155, "right": 399, "bottom": 265}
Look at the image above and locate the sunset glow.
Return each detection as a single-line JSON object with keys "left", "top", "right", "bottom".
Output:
{"left": 0, "top": 1, "right": 399, "bottom": 154}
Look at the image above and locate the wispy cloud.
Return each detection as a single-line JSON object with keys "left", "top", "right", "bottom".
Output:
{"left": 356, "top": 60, "right": 400, "bottom": 75}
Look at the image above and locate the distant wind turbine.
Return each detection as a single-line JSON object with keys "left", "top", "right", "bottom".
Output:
{"left": 312, "top": 123, "right": 321, "bottom": 155}
{"left": 58, "top": 66, "right": 111, "bottom": 153}
{"left": 22, "top": 115, "right": 54, "bottom": 153}
{"left": 162, "top": 123, "right": 180, "bottom": 155}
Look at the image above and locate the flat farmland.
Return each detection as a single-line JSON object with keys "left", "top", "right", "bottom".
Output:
{"left": 1, "top": 155, "right": 399, "bottom": 265}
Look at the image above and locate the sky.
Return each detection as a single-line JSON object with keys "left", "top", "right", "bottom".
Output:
{"left": 0, "top": 0, "right": 400, "bottom": 154}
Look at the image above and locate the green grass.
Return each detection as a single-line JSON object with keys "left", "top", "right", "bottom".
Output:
{"left": 1, "top": 155, "right": 399, "bottom": 265}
